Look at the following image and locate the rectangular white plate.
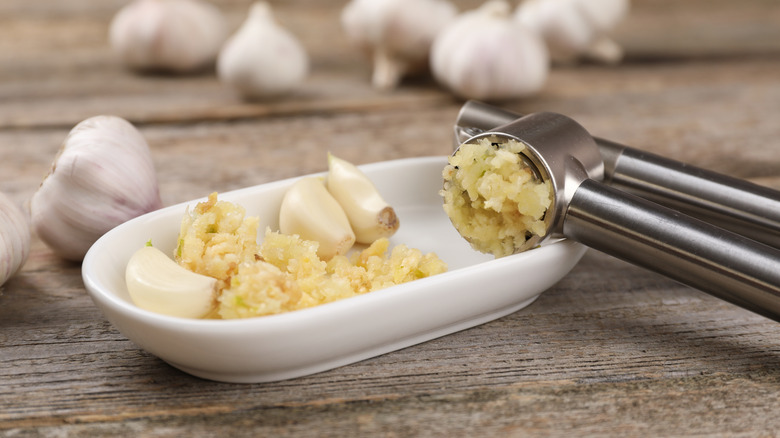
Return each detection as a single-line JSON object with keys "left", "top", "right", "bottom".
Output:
{"left": 82, "top": 156, "right": 586, "bottom": 383}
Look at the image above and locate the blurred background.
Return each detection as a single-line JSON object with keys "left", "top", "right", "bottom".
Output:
{"left": 1, "top": 0, "right": 779, "bottom": 205}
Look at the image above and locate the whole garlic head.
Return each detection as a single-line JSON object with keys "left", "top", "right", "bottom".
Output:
{"left": 515, "top": 0, "right": 630, "bottom": 64}
{"left": 341, "top": 0, "right": 457, "bottom": 90}
{"left": 430, "top": 0, "right": 549, "bottom": 101}
{"left": 217, "top": 2, "right": 309, "bottom": 99}
{"left": 109, "top": 0, "right": 228, "bottom": 73}
{"left": 0, "top": 192, "right": 30, "bottom": 287}
{"left": 30, "top": 116, "right": 163, "bottom": 261}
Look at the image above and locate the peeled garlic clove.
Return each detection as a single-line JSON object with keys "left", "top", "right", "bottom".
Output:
{"left": 126, "top": 245, "right": 217, "bottom": 318}
{"left": 326, "top": 153, "right": 399, "bottom": 244}
{"left": 30, "top": 116, "right": 163, "bottom": 261}
{"left": 217, "top": 2, "right": 309, "bottom": 99}
{"left": 0, "top": 192, "right": 30, "bottom": 287}
{"left": 341, "top": 0, "right": 457, "bottom": 90}
{"left": 515, "top": 0, "right": 629, "bottom": 64}
{"left": 109, "top": 0, "right": 228, "bottom": 73}
{"left": 279, "top": 177, "right": 356, "bottom": 261}
{"left": 430, "top": 0, "right": 549, "bottom": 101}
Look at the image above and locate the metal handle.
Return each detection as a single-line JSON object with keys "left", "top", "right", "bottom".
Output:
{"left": 599, "top": 139, "right": 780, "bottom": 248}
{"left": 566, "top": 179, "right": 780, "bottom": 322}
{"left": 455, "top": 101, "right": 780, "bottom": 247}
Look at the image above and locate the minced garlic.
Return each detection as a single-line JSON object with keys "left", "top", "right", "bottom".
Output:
{"left": 175, "top": 192, "right": 448, "bottom": 319}
{"left": 441, "top": 136, "right": 552, "bottom": 258}
{"left": 175, "top": 192, "right": 259, "bottom": 292}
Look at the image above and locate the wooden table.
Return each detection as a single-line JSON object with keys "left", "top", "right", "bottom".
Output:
{"left": 3, "top": 0, "right": 780, "bottom": 435}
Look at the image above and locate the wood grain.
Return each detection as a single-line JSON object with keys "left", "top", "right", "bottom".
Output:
{"left": 2, "top": 0, "right": 780, "bottom": 436}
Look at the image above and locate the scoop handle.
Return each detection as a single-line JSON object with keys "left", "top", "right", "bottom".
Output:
{"left": 566, "top": 179, "right": 780, "bottom": 322}
{"left": 598, "top": 139, "right": 780, "bottom": 248}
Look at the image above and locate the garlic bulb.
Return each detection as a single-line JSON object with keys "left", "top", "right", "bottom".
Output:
{"left": 217, "top": 2, "right": 309, "bottom": 99}
{"left": 0, "top": 192, "right": 30, "bottom": 287}
{"left": 430, "top": 0, "right": 549, "bottom": 101}
{"left": 109, "top": 0, "right": 228, "bottom": 73}
{"left": 515, "top": 0, "right": 630, "bottom": 64}
{"left": 341, "top": 0, "right": 457, "bottom": 90}
{"left": 30, "top": 116, "right": 163, "bottom": 261}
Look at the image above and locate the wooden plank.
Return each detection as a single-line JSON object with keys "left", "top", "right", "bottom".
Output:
{"left": 3, "top": 57, "right": 779, "bottom": 204}
{"left": 3, "top": 249, "right": 780, "bottom": 435}
{"left": 617, "top": 0, "right": 780, "bottom": 59}
{"left": 3, "top": 89, "right": 780, "bottom": 433}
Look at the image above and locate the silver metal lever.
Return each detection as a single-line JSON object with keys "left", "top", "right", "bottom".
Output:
{"left": 454, "top": 100, "right": 780, "bottom": 248}
{"left": 451, "top": 112, "right": 780, "bottom": 322}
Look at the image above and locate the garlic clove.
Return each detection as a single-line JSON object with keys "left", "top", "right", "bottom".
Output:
{"left": 326, "top": 153, "right": 399, "bottom": 244}
{"left": 217, "top": 2, "right": 309, "bottom": 99}
{"left": 430, "top": 0, "right": 549, "bottom": 101}
{"left": 109, "top": 0, "right": 228, "bottom": 73}
{"left": 0, "top": 192, "right": 30, "bottom": 287}
{"left": 515, "top": 0, "right": 629, "bottom": 64}
{"left": 30, "top": 115, "right": 163, "bottom": 261}
{"left": 341, "top": 0, "right": 457, "bottom": 90}
{"left": 279, "top": 176, "right": 356, "bottom": 261}
{"left": 126, "top": 245, "right": 217, "bottom": 318}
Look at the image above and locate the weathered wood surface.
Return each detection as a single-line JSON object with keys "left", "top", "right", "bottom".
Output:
{"left": 2, "top": 0, "right": 780, "bottom": 436}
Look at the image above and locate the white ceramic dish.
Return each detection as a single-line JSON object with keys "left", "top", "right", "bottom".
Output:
{"left": 82, "top": 156, "right": 586, "bottom": 383}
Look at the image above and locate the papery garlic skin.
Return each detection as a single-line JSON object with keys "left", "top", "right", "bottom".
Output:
{"left": 217, "top": 2, "right": 309, "bottom": 99}
{"left": 430, "top": 0, "right": 549, "bottom": 101}
{"left": 515, "top": 0, "right": 629, "bottom": 64}
{"left": 341, "top": 0, "right": 457, "bottom": 90}
{"left": 30, "top": 116, "right": 163, "bottom": 261}
{"left": 0, "top": 192, "right": 30, "bottom": 287}
{"left": 109, "top": 0, "right": 228, "bottom": 73}
{"left": 279, "top": 177, "right": 356, "bottom": 261}
{"left": 326, "top": 153, "right": 399, "bottom": 244}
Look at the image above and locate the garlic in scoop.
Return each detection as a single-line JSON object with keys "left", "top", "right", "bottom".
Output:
{"left": 430, "top": 0, "right": 549, "bottom": 101}
{"left": 217, "top": 2, "right": 309, "bottom": 99}
{"left": 0, "top": 192, "right": 30, "bottom": 287}
{"left": 515, "top": 0, "right": 630, "bottom": 64}
{"left": 341, "top": 0, "right": 457, "bottom": 90}
{"left": 109, "top": 0, "right": 228, "bottom": 73}
{"left": 30, "top": 116, "right": 163, "bottom": 261}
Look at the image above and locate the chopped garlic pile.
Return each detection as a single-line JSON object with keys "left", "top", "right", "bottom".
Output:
{"left": 441, "top": 136, "right": 552, "bottom": 258}
{"left": 175, "top": 192, "right": 259, "bottom": 293}
{"left": 175, "top": 192, "right": 447, "bottom": 319}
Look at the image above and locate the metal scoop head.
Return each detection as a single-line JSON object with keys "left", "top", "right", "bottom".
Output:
{"left": 446, "top": 112, "right": 603, "bottom": 255}
{"left": 445, "top": 108, "right": 780, "bottom": 324}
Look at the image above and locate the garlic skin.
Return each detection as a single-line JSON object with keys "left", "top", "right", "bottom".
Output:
{"left": 515, "top": 0, "right": 630, "bottom": 64}
{"left": 217, "top": 2, "right": 309, "bottom": 99}
{"left": 279, "top": 177, "right": 356, "bottom": 261}
{"left": 341, "top": 0, "right": 457, "bottom": 90}
{"left": 126, "top": 245, "right": 218, "bottom": 318}
{"left": 0, "top": 192, "right": 30, "bottom": 287}
{"left": 109, "top": 0, "right": 228, "bottom": 73}
{"left": 30, "top": 116, "right": 163, "bottom": 261}
{"left": 430, "top": 0, "right": 549, "bottom": 101}
{"left": 326, "top": 153, "right": 399, "bottom": 244}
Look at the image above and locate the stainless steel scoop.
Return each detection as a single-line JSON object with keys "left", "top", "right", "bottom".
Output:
{"left": 452, "top": 111, "right": 780, "bottom": 322}
{"left": 455, "top": 100, "right": 780, "bottom": 248}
